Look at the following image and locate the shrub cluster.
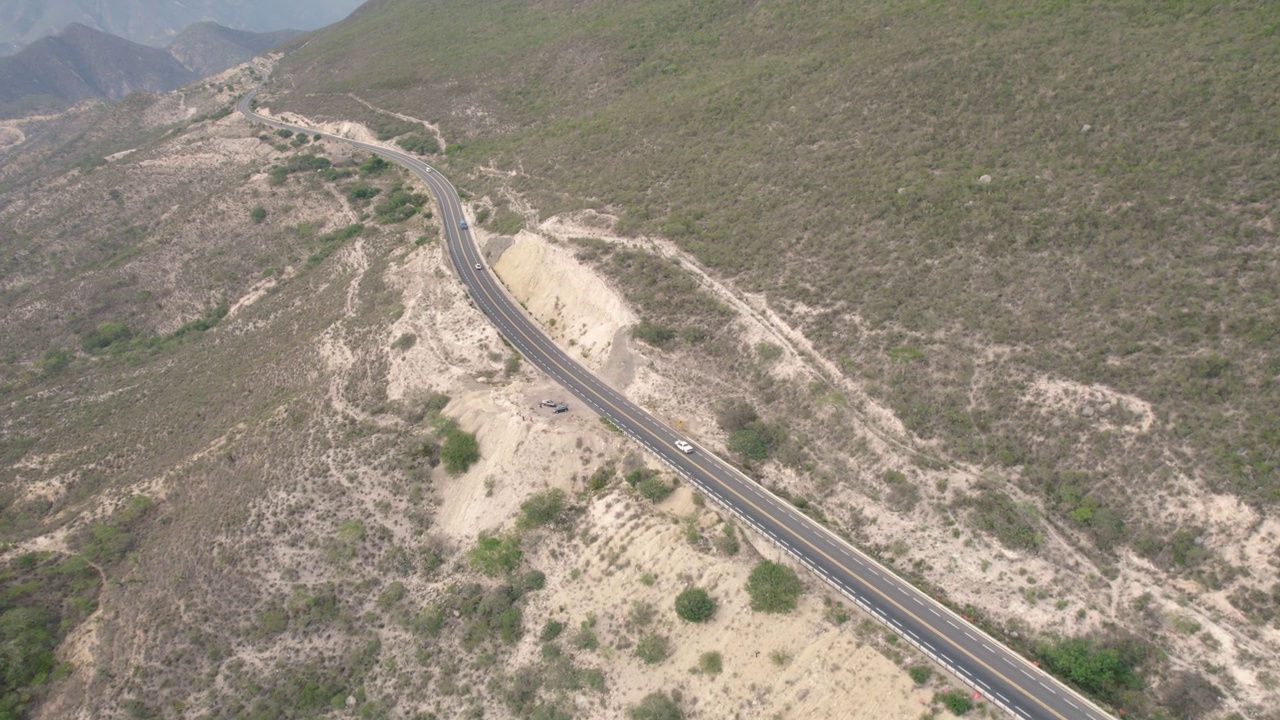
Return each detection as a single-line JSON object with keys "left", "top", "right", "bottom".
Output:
{"left": 674, "top": 587, "right": 715, "bottom": 623}
{"left": 440, "top": 424, "right": 479, "bottom": 474}
{"left": 518, "top": 488, "right": 567, "bottom": 529}
{"left": 745, "top": 560, "right": 804, "bottom": 613}
{"left": 469, "top": 532, "right": 522, "bottom": 577}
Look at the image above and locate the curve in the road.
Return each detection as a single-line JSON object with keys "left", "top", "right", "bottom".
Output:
{"left": 238, "top": 80, "right": 1114, "bottom": 720}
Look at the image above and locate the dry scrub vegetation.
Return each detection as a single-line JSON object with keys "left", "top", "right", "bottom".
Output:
{"left": 1, "top": 1, "right": 1277, "bottom": 715}
{"left": 259, "top": 1, "right": 1280, "bottom": 717}
{"left": 0, "top": 64, "right": 987, "bottom": 720}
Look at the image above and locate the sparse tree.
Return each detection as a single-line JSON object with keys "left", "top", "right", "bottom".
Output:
{"left": 674, "top": 587, "right": 715, "bottom": 623}
{"left": 746, "top": 560, "right": 805, "bottom": 613}
{"left": 629, "top": 692, "right": 682, "bottom": 720}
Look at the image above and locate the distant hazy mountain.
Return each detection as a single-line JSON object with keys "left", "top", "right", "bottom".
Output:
{"left": 0, "top": 23, "right": 196, "bottom": 105}
{"left": 0, "top": 0, "right": 363, "bottom": 56}
{"left": 0, "top": 20, "right": 302, "bottom": 110}
{"left": 167, "top": 22, "right": 301, "bottom": 77}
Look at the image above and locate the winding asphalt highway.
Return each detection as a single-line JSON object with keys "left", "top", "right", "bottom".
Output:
{"left": 238, "top": 83, "right": 1113, "bottom": 720}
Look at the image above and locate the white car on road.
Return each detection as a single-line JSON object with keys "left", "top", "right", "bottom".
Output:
{"left": 674, "top": 440, "right": 694, "bottom": 454}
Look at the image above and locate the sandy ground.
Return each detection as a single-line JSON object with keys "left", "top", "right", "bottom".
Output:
{"left": 1023, "top": 376, "right": 1155, "bottom": 435}
{"left": 518, "top": 489, "right": 958, "bottom": 719}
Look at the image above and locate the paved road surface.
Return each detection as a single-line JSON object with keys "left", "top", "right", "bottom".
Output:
{"left": 238, "top": 82, "right": 1113, "bottom": 720}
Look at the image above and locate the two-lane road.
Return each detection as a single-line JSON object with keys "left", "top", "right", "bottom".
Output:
{"left": 238, "top": 83, "right": 1113, "bottom": 720}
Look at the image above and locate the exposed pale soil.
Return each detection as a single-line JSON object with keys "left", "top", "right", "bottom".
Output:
{"left": 523, "top": 489, "right": 958, "bottom": 720}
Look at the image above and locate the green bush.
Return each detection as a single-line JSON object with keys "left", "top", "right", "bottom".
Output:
{"left": 571, "top": 619, "right": 599, "bottom": 650}
{"left": 674, "top": 587, "right": 715, "bottom": 623}
{"left": 540, "top": 619, "right": 565, "bottom": 641}
{"left": 441, "top": 425, "right": 479, "bottom": 474}
{"left": 588, "top": 463, "right": 615, "bottom": 491}
{"left": 370, "top": 116, "right": 418, "bottom": 140}
{"left": 519, "top": 488, "right": 566, "bottom": 528}
{"left": 345, "top": 183, "right": 381, "bottom": 204}
{"left": 624, "top": 468, "right": 653, "bottom": 487}
{"left": 318, "top": 166, "right": 355, "bottom": 181}
{"left": 80, "top": 495, "right": 153, "bottom": 564}
{"left": 80, "top": 321, "right": 131, "bottom": 353}
{"left": 396, "top": 133, "right": 439, "bottom": 154}
{"left": 454, "top": 583, "right": 525, "bottom": 647}
{"left": 966, "top": 485, "right": 1043, "bottom": 551}
{"left": 171, "top": 302, "right": 229, "bottom": 337}
{"left": 698, "top": 651, "right": 723, "bottom": 676}
{"left": 634, "top": 632, "right": 670, "bottom": 664}
{"left": 39, "top": 348, "right": 71, "bottom": 375}
{"left": 746, "top": 560, "right": 804, "bottom": 613}
{"left": 250, "top": 205, "right": 267, "bottom": 223}
{"left": 631, "top": 320, "right": 676, "bottom": 347}
{"left": 636, "top": 476, "right": 673, "bottom": 502}
{"left": 629, "top": 692, "right": 682, "bottom": 720}
{"left": 935, "top": 689, "right": 971, "bottom": 715}
{"left": 1169, "top": 528, "right": 1206, "bottom": 568}
{"left": 258, "top": 607, "right": 289, "bottom": 635}
{"left": 714, "top": 525, "right": 740, "bottom": 555}
{"left": 305, "top": 223, "right": 364, "bottom": 268}
{"left": 268, "top": 153, "right": 331, "bottom": 185}
{"left": 489, "top": 207, "right": 525, "bottom": 233}
{"left": 756, "top": 342, "right": 783, "bottom": 362}
{"left": 359, "top": 155, "right": 388, "bottom": 175}
{"left": 727, "top": 421, "right": 786, "bottom": 462}
{"left": 0, "top": 552, "right": 103, "bottom": 718}
{"left": 374, "top": 184, "right": 429, "bottom": 224}
{"left": 469, "top": 533, "right": 522, "bottom": 576}
{"left": 908, "top": 665, "right": 932, "bottom": 685}
{"left": 285, "top": 584, "right": 340, "bottom": 630}
{"left": 410, "top": 604, "right": 444, "bottom": 637}
{"left": 889, "top": 346, "right": 925, "bottom": 363}
{"left": 1035, "top": 634, "right": 1147, "bottom": 705}
{"left": 377, "top": 581, "right": 407, "bottom": 609}
{"left": 882, "top": 469, "right": 921, "bottom": 513}
{"left": 518, "top": 569, "right": 546, "bottom": 592}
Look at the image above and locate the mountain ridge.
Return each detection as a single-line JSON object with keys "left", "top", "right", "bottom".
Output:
{"left": 0, "top": 0, "right": 363, "bottom": 55}
{"left": 166, "top": 21, "right": 301, "bottom": 77}
{"left": 0, "top": 22, "right": 196, "bottom": 105}
{"left": 0, "top": 21, "right": 300, "bottom": 111}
